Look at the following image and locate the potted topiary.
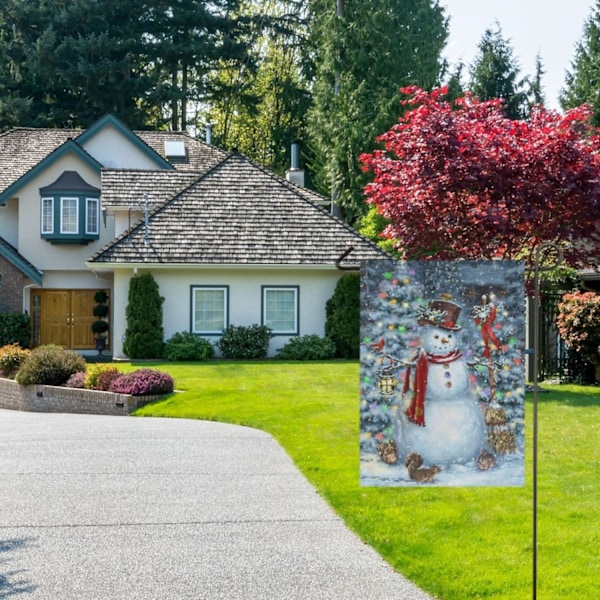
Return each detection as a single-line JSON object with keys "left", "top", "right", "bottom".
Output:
{"left": 92, "top": 290, "right": 110, "bottom": 353}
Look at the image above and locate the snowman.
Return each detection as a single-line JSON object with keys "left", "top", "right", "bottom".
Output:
{"left": 396, "top": 296, "right": 486, "bottom": 468}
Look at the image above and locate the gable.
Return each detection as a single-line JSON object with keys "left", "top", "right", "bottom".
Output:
{"left": 0, "top": 128, "right": 78, "bottom": 195}
{"left": 75, "top": 115, "right": 173, "bottom": 170}
{"left": 88, "top": 153, "right": 388, "bottom": 268}
{"left": 0, "top": 116, "right": 228, "bottom": 203}
{"left": 0, "top": 140, "right": 102, "bottom": 205}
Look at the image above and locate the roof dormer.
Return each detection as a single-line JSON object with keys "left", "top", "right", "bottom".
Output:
{"left": 40, "top": 171, "right": 101, "bottom": 245}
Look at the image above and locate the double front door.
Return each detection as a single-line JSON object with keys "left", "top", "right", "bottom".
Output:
{"left": 31, "top": 290, "right": 102, "bottom": 350}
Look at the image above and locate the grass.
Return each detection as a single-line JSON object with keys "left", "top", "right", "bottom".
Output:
{"left": 130, "top": 361, "right": 599, "bottom": 600}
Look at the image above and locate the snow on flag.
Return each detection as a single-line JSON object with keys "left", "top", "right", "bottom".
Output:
{"left": 360, "top": 260, "right": 525, "bottom": 487}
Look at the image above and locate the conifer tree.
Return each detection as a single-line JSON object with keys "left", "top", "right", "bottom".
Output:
{"left": 123, "top": 273, "right": 165, "bottom": 359}
{"left": 560, "top": 0, "right": 600, "bottom": 125}
{"left": 468, "top": 23, "right": 529, "bottom": 120}
{"left": 306, "top": 0, "right": 448, "bottom": 223}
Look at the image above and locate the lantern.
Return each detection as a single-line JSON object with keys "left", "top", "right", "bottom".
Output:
{"left": 376, "top": 359, "right": 397, "bottom": 395}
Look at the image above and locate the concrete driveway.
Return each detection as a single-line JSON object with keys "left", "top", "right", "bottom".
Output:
{"left": 0, "top": 409, "right": 434, "bottom": 599}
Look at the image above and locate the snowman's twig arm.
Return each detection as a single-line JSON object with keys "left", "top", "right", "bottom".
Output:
{"left": 467, "top": 356, "right": 502, "bottom": 370}
{"left": 381, "top": 353, "right": 416, "bottom": 368}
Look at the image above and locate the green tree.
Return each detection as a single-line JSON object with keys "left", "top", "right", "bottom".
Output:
{"left": 325, "top": 272, "right": 360, "bottom": 358}
{"left": 123, "top": 273, "right": 165, "bottom": 359}
{"left": 561, "top": 0, "right": 600, "bottom": 125}
{"left": 468, "top": 23, "right": 529, "bottom": 120}
{"left": 0, "top": 0, "right": 257, "bottom": 130}
{"left": 528, "top": 54, "right": 546, "bottom": 108}
{"left": 0, "top": 0, "right": 155, "bottom": 129}
{"left": 0, "top": 0, "right": 31, "bottom": 129}
{"left": 203, "top": 0, "right": 311, "bottom": 174}
{"left": 144, "top": 0, "right": 255, "bottom": 132}
{"left": 306, "top": 0, "right": 448, "bottom": 223}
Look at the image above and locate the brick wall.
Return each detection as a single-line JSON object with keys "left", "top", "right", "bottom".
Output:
{"left": 0, "top": 377, "right": 159, "bottom": 416}
{"left": 0, "top": 256, "right": 24, "bottom": 313}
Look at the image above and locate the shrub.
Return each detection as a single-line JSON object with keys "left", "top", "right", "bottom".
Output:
{"left": 123, "top": 273, "right": 164, "bottom": 359}
{"left": 164, "top": 331, "right": 215, "bottom": 361}
{"left": 16, "top": 344, "right": 87, "bottom": 386}
{"left": 0, "top": 313, "right": 31, "bottom": 348}
{"left": 85, "top": 363, "right": 122, "bottom": 390}
{"left": 276, "top": 335, "right": 336, "bottom": 360}
{"left": 91, "top": 290, "right": 110, "bottom": 338}
{"left": 216, "top": 324, "right": 273, "bottom": 359}
{"left": 91, "top": 320, "right": 110, "bottom": 336}
{"left": 0, "top": 343, "right": 31, "bottom": 379}
{"left": 110, "top": 368, "right": 174, "bottom": 396}
{"left": 325, "top": 273, "right": 360, "bottom": 358}
{"left": 65, "top": 371, "right": 86, "bottom": 388}
{"left": 96, "top": 368, "right": 123, "bottom": 391}
{"left": 557, "top": 291, "right": 600, "bottom": 365}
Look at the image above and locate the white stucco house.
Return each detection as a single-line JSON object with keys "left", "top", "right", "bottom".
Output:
{"left": 0, "top": 114, "right": 386, "bottom": 358}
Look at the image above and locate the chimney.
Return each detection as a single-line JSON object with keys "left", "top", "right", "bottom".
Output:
{"left": 285, "top": 141, "right": 305, "bottom": 187}
{"left": 205, "top": 123, "right": 212, "bottom": 145}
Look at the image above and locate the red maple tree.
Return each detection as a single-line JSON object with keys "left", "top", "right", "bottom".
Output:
{"left": 360, "top": 86, "right": 600, "bottom": 268}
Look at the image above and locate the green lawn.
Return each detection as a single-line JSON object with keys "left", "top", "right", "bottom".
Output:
{"left": 131, "top": 361, "right": 599, "bottom": 600}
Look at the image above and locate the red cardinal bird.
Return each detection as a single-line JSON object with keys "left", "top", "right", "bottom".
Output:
{"left": 369, "top": 338, "right": 385, "bottom": 353}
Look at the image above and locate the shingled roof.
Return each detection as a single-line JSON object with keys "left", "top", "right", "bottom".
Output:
{"left": 101, "top": 169, "right": 204, "bottom": 210}
{"left": 0, "top": 128, "right": 78, "bottom": 192}
{"left": 0, "top": 126, "right": 226, "bottom": 194}
{"left": 89, "top": 152, "right": 387, "bottom": 267}
{"left": 135, "top": 130, "right": 227, "bottom": 171}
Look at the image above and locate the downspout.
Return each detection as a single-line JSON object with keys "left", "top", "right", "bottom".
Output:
{"left": 335, "top": 246, "right": 359, "bottom": 271}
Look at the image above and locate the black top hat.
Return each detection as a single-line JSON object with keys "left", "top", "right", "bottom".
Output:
{"left": 416, "top": 297, "right": 462, "bottom": 331}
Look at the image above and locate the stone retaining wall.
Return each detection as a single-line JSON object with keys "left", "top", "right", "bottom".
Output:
{"left": 0, "top": 377, "right": 159, "bottom": 416}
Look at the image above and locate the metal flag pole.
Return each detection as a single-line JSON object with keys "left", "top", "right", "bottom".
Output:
{"left": 531, "top": 242, "right": 563, "bottom": 600}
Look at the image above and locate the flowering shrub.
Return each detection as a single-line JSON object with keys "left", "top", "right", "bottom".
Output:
{"left": 85, "top": 363, "right": 121, "bottom": 390}
{"left": 0, "top": 343, "right": 31, "bottom": 379}
{"left": 109, "top": 368, "right": 174, "bottom": 396}
{"left": 557, "top": 291, "right": 600, "bottom": 365}
{"left": 65, "top": 371, "right": 86, "bottom": 388}
{"left": 95, "top": 368, "right": 122, "bottom": 391}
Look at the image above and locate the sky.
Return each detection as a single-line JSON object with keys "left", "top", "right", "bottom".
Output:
{"left": 441, "top": 0, "right": 596, "bottom": 110}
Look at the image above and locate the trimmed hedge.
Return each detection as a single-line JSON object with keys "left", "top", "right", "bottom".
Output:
{"left": 217, "top": 324, "right": 273, "bottom": 359}
{"left": 164, "top": 331, "right": 215, "bottom": 361}
{"left": 276, "top": 335, "right": 336, "bottom": 360}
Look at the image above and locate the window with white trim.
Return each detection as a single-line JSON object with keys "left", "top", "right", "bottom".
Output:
{"left": 41, "top": 197, "right": 54, "bottom": 234}
{"left": 60, "top": 197, "right": 78, "bottom": 234}
{"left": 86, "top": 198, "right": 99, "bottom": 234}
{"left": 262, "top": 286, "right": 299, "bottom": 334}
{"left": 192, "top": 286, "right": 228, "bottom": 334}
{"left": 39, "top": 171, "right": 100, "bottom": 244}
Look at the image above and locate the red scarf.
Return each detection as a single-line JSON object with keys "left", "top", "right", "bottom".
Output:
{"left": 474, "top": 305, "right": 500, "bottom": 358}
{"left": 403, "top": 348, "right": 463, "bottom": 427}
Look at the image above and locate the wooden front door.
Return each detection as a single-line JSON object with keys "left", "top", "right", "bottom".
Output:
{"left": 31, "top": 290, "right": 104, "bottom": 350}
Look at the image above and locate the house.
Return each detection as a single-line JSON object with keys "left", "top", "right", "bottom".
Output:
{"left": 0, "top": 114, "right": 386, "bottom": 358}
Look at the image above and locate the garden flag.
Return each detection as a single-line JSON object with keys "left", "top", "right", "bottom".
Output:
{"left": 360, "top": 260, "right": 526, "bottom": 487}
